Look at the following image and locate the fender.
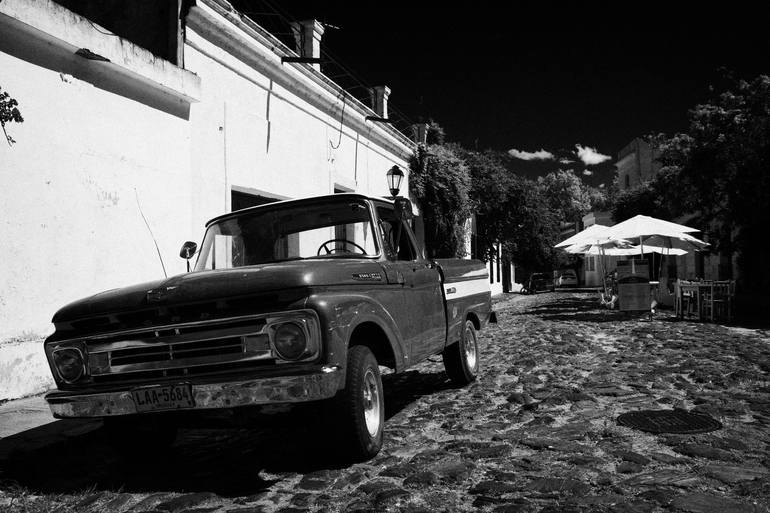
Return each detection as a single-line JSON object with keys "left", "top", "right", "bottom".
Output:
{"left": 304, "top": 291, "right": 408, "bottom": 374}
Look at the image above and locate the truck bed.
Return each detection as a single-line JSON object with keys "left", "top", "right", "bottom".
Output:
{"left": 435, "top": 259, "right": 495, "bottom": 345}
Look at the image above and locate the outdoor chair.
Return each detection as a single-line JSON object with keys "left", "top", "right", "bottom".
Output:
{"left": 700, "top": 280, "right": 734, "bottom": 322}
{"left": 676, "top": 280, "right": 700, "bottom": 319}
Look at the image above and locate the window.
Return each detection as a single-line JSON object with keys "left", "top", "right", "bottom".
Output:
{"left": 377, "top": 207, "right": 417, "bottom": 261}
{"left": 232, "top": 190, "right": 280, "bottom": 211}
{"left": 586, "top": 256, "right": 595, "bottom": 272}
{"left": 196, "top": 199, "right": 377, "bottom": 270}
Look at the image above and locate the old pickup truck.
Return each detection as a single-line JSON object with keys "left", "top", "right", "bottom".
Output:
{"left": 43, "top": 193, "right": 496, "bottom": 459}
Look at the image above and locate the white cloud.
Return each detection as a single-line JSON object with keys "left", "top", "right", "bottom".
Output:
{"left": 508, "top": 148, "right": 555, "bottom": 161}
{"left": 575, "top": 144, "right": 611, "bottom": 166}
{"left": 559, "top": 158, "right": 575, "bottom": 164}
{"left": 582, "top": 169, "right": 593, "bottom": 176}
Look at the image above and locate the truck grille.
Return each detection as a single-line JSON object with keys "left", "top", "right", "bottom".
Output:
{"left": 108, "top": 336, "right": 244, "bottom": 366}
{"left": 86, "top": 317, "right": 273, "bottom": 382}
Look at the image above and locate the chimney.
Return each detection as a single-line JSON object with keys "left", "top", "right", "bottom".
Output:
{"left": 291, "top": 19, "right": 324, "bottom": 71}
{"left": 412, "top": 123, "right": 429, "bottom": 145}
{"left": 369, "top": 85, "right": 391, "bottom": 118}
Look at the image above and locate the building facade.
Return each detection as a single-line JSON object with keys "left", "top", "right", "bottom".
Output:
{"left": 616, "top": 137, "right": 660, "bottom": 191}
{"left": 0, "top": 0, "right": 415, "bottom": 350}
{"left": 579, "top": 211, "right": 615, "bottom": 287}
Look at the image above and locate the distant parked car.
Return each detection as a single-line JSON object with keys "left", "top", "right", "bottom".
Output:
{"left": 556, "top": 269, "right": 578, "bottom": 288}
{"left": 523, "top": 272, "right": 555, "bottom": 294}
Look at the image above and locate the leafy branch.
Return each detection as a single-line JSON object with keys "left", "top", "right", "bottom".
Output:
{"left": 0, "top": 86, "right": 24, "bottom": 146}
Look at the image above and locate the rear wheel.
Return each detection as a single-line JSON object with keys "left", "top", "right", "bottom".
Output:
{"left": 442, "top": 319, "right": 480, "bottom": 386}
{"left": 335, "top": 346, "right": 384, "bottom": 460}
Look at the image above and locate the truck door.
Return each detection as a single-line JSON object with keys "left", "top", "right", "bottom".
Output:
{"left": 376, "top": 206, "right": 446, "bottom": 364}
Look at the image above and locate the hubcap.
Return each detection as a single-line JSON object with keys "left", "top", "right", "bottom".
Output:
{"left": 362, "top": 368, "right": 381, "bottom": 437}
{"left": 464, "top": 324, "right": 478, "bottom": 371}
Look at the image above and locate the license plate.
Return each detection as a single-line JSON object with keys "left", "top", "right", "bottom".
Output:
{"left": 132, "top": 384, "right": 194, "bottom": 412}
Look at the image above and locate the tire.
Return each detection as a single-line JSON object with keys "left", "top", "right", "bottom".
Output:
{"left": 335, "top": 345, "right": 384, "bottom": 461}
{"left": 102, "top": 414, "right": 178, "bottom": 457}
{"left": 442, "top": 319, "right": 480, "bottom": 386}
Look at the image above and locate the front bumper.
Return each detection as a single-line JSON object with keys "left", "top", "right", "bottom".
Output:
{"left": 45, "top": 367, "right": 343, "bottom": 418}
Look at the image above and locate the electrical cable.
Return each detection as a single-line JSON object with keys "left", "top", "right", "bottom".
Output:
{"left": 329, "top": 93, "right": 347, "bottom": 150}
{"left": 134, "top": 189, "right": 168, "bottom": 278}
{"left": 252, "top": 0, "right": 415, "bottom": 131}
{"left": 86, "top": 19, "right": 119, "bottom": 37}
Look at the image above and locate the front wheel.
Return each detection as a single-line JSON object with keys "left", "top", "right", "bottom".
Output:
{"left": 335, "top": 345, "right": 384, "bottom": 460}
{"left": 442, "top": 319, "right": 480, "bottom": 386}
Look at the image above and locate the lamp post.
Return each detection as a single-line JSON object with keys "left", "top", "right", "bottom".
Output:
{"left": 386, "top": 165, "right": 404, "bottom": 199}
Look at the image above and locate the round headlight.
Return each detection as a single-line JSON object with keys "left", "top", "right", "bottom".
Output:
{"left": 53, "top": 347, "right": 85, "bottom": 383}
{"left": 272, "top": 323, "right": 307, "bottom": 360}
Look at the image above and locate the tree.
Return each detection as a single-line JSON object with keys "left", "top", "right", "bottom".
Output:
{"left": 461, "top": 149, "right": 512, "bottom": 261}
{"left": 617, "top": 76, "right": 770, "bottom": 291}
{"left": 498, "top": 174, "right": 562, "bottom": 278}
{"left": 536, "top": 169, "right": 592, "bottom": 223}
{"left": 668, "top": 76, "right": 770, "bottom": 290}
{"left": 460, "top": 148, "right": 568, "bottom": 277}
{"left": 0, "top": 86, "right": 24, "bottom": 146}
{"left": 409, "top": 140, "right": 472, "bottom": 258}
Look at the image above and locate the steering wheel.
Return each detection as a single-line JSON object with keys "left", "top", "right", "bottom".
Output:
{"left": 317, "top": 239, "right": 368, "bottom": 256}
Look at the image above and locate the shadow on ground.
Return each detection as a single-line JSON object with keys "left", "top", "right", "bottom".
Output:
{"left": 510, "top": 295, "right": 673, "bottom": 323}
{"left": 0, "top": 370, "right": 452, "bottom": 496}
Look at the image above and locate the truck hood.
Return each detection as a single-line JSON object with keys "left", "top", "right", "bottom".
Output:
{"left": 52, "top": 259, "right": 386, "bottom": 325}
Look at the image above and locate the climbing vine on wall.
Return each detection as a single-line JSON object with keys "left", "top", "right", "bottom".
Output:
{"left": 409, "top": 137, "right": 473, "bottom": 259}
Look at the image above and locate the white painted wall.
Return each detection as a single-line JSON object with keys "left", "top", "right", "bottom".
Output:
{"left": 0, "top": 50, "right": 193, "bottom": 341}
{"left": 0, "top": 0, "right": 413, "bottom": 353}
{"left": 184, "top": 29, "right": 410, "bottom": 226}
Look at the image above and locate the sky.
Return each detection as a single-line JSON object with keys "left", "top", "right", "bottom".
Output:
{"left": 233, "top": 2, "right": 770, "bottom": 188}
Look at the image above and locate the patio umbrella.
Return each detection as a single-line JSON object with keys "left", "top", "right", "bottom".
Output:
{"left": 642, "top": 232, "right": 709, "bottom": 252}
{"left": 562, "top": 238, "right": 635, "bottom": 254}
{"left": 602, "top": 214, "right": 705, "bottom": 254}
{"left": 562, "top": 237, "right": 635, "bottom": 298}
{"left": 555, "top": 224, "right": 611, "bottom": 248}
{"left": 576, "top": 245, "right": 688, "bottom": 256}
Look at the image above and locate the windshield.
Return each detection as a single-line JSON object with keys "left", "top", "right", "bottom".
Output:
{"left": 195, "top": 199, "right": 378, "bottom": 271}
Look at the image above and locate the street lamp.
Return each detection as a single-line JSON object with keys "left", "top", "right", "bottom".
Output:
{"left": 386, "top": 165, "right": 404, "bottom": 198}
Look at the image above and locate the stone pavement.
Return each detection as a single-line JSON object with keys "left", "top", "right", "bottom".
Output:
{"left": 1, "top": 292, "right": 769, "bottom": 512}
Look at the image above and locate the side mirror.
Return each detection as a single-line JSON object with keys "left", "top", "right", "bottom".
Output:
{"left": 180, "top": 241, "right": 198, "bottom": 259}
{"left": 180, "top": 241, "right": 197, "bottom": 272}
{"left": 394, "top": 197, "right": 413, "bottom": 221}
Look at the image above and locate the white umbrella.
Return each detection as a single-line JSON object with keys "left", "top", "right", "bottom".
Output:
{"left": 555, "top": 224, "right": 610, "bottom": 248}
{"left": 561, "top": 237, "right": 634, "bottom": 298}
{"left": 576, "top": 245, "right": 688, "bottom": 256}
{"left": 642, "top": 232, "right": 709, "bottom": 252}
{"left": 603, "top": 214, "right": 699, "bottom": 239}
{"left": 603, "top": 214, "right": 708, "bottom": 255}
{"left": 563, "top": 238, "right": 635, "bottom": 254}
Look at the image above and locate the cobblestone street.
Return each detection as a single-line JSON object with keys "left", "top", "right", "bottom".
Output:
{"left": 2, "top": 292, "right": 770, "bottom": 512}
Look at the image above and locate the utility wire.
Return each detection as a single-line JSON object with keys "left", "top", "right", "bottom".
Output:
{"left": 134, "top": 188, "right": 168, "bottom": 278}
{"left": 329, "top": 93, "right": 347, "bottom": 150}
{"left": 252, "top": 0, "right": 415, "bottom": 132}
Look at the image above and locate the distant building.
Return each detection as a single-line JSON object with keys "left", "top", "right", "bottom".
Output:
{"left": 613, "top": 136, "right": 736, "bottom": 303}
{"left": 579, "top": 211, "right": 617, "bottom": 287}
{"left": 616, "top": 137, "right": 660, "bottom": 190}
